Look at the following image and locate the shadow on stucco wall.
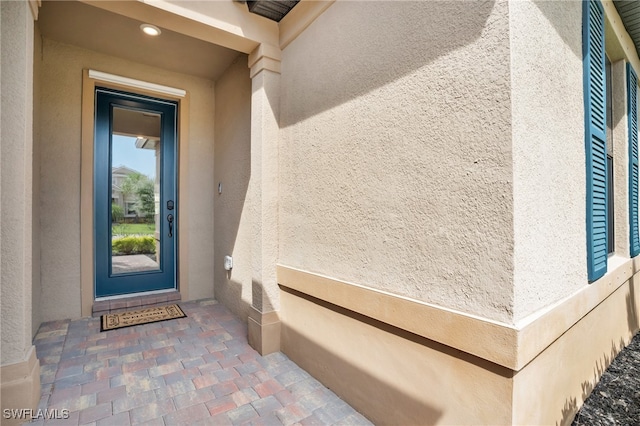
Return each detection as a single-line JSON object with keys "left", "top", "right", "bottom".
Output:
{"left": 279, "top": 286, "right": 519, "bottom": 425}
{"left": 559, "top": 338, "right": 627, "bottom": 426}
{"left": 627, "top": 274, "right": 639, "bottom": 337}
{"left": 558, "top": 277, "right": 640, "bottom": 426}
{"left": 533, "top": 0, "right": 582, "bottom": 60}
{"left": 279, "top": 0, "right": 499, "bottom": 128}
{"left": 213, "top": 54, "right": 254, "bottom": 322}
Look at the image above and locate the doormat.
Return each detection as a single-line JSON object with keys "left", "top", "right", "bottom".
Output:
{"left": 101, "top": 304, "right": 186, "bottom": 332}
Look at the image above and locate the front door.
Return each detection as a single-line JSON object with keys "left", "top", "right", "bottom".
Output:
{"left": 94, "top": 88, "right": 177, "bottom": 298}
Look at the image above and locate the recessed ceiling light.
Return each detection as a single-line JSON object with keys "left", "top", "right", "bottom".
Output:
{"left": 140, "top": 24, "right": 161, "bottom": 36}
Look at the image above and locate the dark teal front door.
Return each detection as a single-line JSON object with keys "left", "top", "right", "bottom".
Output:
{"left": 95, "top": 88, "right": 177, "bottom": 298}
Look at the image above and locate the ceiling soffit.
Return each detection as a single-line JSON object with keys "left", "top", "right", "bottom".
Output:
{"left": 38, "top": 0, "right": 243, "bottom": 81}
{"left": 613, "top": 0, "right": 640, "bottom": 61}
{"left": 245, "top": 0, "right": 299, "bottom": 22}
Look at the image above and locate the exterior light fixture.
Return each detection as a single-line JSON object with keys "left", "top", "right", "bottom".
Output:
{"left": 140, "top": 24, "right": 161, "bottom": 36}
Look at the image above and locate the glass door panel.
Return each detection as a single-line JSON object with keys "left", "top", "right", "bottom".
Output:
{"left": 110, "top": 107, "right": 161, "bottom": 275}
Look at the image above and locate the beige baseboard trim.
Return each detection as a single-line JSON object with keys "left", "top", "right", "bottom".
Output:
{"left": 279, "top": 266, "right": 640, "bottom": 425}
{"left": 279, "top": 286, "right": 514, "bottom": 424}
{"left": 513, "top": 273, "right": 640, "bottom": 425}
{"left": 278, "top": 260, "right": 639, "bottom": 370}
{"left": 278, "top": 265, "right": 518, "bottom": 368}
{"left": 515, "top": 256, "right": 637, "bottom": 369}
{"left": 0, "top": 346, "right": 41, "bottom": 425}
{"left": 247, "top": 306, "right": 281, "bottom": 355}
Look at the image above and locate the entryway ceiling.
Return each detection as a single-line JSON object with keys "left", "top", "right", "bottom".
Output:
{"left": 38, "top": 0, "right": 242, "bottom": 81}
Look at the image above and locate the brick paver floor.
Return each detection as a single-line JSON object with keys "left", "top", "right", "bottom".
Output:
{"left": 30, "top": 299, "right": 372, "bottom": 425}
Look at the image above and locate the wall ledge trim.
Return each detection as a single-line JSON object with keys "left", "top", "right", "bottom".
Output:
{"left": 278, "top": 259, "right": 639, "bottom": 370}
{"left": 278, "top": 265, "right": 518, "bottom": 369}
{"left": 249, "top": 57, "right": 281, "bottom": 79}
{"left": 248, "top": 44, "right": 282, "bottom": 78}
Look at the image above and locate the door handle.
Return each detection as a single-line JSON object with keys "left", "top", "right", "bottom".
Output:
{"left": 167, "top": 214, "right": 174, "bottom": 238}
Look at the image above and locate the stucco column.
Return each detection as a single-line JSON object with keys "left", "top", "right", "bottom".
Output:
{"left": 247, "top": 44, "right": 282, "bottom": 355}
{"left": 0, "top": 0, "right": 41, "bottom": 423}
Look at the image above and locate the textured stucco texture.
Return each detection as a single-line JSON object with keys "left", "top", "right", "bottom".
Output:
{"left": 214, "top": 55, "right": 253, "bottom": 321}
{"left": 250, "top": 68, "right": 281, "bottom": 313}
{"left": 510, "top": 0, "right": 587, "bottom": 323}
{"left": 279, "top": 0, "right": 515, "bottom": 322}
{"left": 36, "top": 37, "right": 216, "bottom": 322}
{"left": 1, "top": 0, "right": 34, "bottom": 365}
{"left": 32, "top": 23, "right": 43, "bottom": 337}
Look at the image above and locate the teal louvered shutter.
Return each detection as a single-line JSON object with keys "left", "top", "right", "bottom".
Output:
{"left": 584, "top": 0, "right": 608, "bottom": 282}
{"left": 628, "top": 64, "right": 640, "bottom": 257}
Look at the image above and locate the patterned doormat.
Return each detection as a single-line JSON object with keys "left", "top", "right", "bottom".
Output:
{"left": 101, "top": 304, "right": 186, "bottom": 332}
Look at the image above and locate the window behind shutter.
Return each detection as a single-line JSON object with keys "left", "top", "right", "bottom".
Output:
{"left": 628, "top": 63, "right": 639, "bottom": 257}
{"left": 584, "top": 0, "right": 608, "bottom": 282}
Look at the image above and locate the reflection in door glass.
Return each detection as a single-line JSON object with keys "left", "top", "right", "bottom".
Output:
{"left": 110, "top": 107, "right": 161, "bottom": 275}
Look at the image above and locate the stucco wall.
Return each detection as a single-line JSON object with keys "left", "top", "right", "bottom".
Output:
{"left": 32, "top": 23, "right": 43, "bottom": 337}
{"left": 38, "top": 37, "right": 216, "bottom": 322}
{"left": 279, "top": 0, "right": 515, "bottom": 322}
{"left": 1, "top": 0, "right": 34, "bottom": 364}
{"left": 213, "top": 55, "right": 253, "bottom": 320}
{"left": 510, "top": 1, "right": 640, "bottom": 323}
{"left": 509, "top": 0, "right": 586, "bottom": 323}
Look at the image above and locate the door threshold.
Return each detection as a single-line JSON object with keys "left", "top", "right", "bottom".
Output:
{"left": 92, "top": 289, "right": 181, "bottom": 317}
{"left": 95, "top": 288, "right": 177, "bottom": 302}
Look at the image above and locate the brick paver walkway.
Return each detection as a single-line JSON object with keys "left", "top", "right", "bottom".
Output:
{"left": 31, "top": 299, "right": 371, "bottom": 425}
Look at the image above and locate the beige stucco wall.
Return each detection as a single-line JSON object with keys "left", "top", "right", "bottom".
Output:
{"left": 278, "top": 0, "right": 515, "bottom": 323}
{"left": 249, "top": 67, "right": 281, "bottom": 314}
{"left": 32, "top": 23, "right": 43, "bottom": 336}
{"left": 509, "top": 0, "right": 588, "bottom": 322}
{"left": 1, "top": 1, "right": 41, "bottom": 419}
{"left": 610, "top": 58, "right": 631, "bottom": 259}
{"left": 1, "top": 0, "right": 35, "bottom": 364}
{"left": 213, "top": 55, "right": 253, "bottom": 320}
{"left": 37, "top": 37, "right": 216, "bottom": 322}
{"left": 276, "top": 2, "right": 640, "bottom": 422}
{"left": 510, "top": 1, "right": 640, "bottom": 322}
